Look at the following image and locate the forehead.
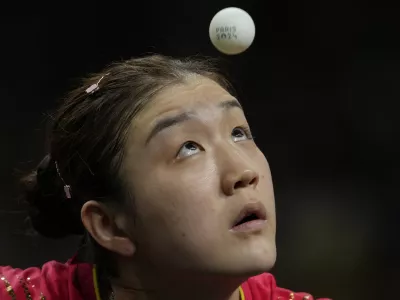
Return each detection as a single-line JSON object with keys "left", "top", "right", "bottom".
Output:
{"left": 133, "top": 77, "right": 234, "bottom": 127}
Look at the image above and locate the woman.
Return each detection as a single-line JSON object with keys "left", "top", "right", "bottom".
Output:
{"left": 0, "top": 55, "right": 329, "bottom": 300}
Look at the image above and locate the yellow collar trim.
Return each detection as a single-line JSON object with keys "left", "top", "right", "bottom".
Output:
{"left": 93, "top": 266, "right": 101, "bottom": 300}
{"left": 239, "top": 286, "right": 245, "bottom": 300}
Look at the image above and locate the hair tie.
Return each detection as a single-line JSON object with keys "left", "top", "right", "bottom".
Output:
{"left": 85, "top": 73, "right": 110, "bottom": 94}
{"left": 55, "top": 161, "right": 72, "bottom": 199}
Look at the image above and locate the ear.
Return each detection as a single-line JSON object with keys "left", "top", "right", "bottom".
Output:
{"left": 81, "top": 200, "right": 135, "bottom": 257}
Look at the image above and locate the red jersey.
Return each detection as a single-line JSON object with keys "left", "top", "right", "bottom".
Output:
{"left": 0, "top": 259, "right": 330, "bottom": 300}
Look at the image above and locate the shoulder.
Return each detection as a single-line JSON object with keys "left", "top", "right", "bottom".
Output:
{"left": 241, "top": 273, "right": 331, "bottom": 300}
{"left": 0, "top": 260, "right": 85, "bottom": 300}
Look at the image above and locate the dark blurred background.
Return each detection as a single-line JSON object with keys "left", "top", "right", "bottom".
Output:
{"left": 1, "top": 1, "right": 399, "bottom": 299}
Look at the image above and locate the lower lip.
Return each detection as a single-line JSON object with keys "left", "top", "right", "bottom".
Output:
{"left": 231, "top": 219, "right": 267, "bottom": 232}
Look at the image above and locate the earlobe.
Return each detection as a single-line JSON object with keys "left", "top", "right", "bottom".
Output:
{"left": 81, "top": 200, "right": 136, "bottom": 257}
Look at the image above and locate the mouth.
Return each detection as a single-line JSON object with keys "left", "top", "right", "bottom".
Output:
{"left": 231, "top": 202, "right": 267, "bottom": 232}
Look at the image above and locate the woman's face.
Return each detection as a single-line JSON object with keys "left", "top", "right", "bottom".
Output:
{"left": 121, "top": 77, "right": 276, "bottom": 277}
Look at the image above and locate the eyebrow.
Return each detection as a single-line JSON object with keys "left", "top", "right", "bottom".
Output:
{"left": 145, "top": 99, "right": 242, "bottom": 145}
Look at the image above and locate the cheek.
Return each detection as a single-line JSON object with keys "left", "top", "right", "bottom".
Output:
{"left": 254, "top": 149, "right": 276, "bottom": 218}
{"left": 132, "top": 160, "right": 220, "bottom": 236}
{"left": 254, "top": 148, "right": 272, "bottom": 180}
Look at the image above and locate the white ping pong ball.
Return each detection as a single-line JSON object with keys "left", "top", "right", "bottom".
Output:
{"left": 209, "top": 7, "right": 255, "bottom": 55}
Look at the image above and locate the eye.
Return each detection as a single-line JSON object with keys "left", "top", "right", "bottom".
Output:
{"left": 176, "top": 141, "right": 203, "bottom": 159}
{"left": 231, "top": 126, "right": 253, "bottom": 142}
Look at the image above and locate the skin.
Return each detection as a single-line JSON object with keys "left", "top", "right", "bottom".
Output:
{"left": 82, "top": 76, "right": 276, "bottom": 300}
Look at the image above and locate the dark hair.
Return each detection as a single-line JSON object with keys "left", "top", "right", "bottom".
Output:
{"left": 21, "top": 54, "right": 233, "bottom": 239}
{"left": 20, "top": 55, "right": 234, "bottom": 295}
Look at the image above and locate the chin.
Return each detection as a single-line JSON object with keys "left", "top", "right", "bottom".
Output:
{"left": 238, "top": 239, "right": 277, "bottom": 275}
{"left": 241, "top": 251, "right": 277, "bottom": 277}
{"left": 208, "top": 242, "right": 277, "bottom": 278}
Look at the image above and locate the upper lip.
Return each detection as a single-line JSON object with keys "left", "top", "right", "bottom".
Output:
{"left": 231, "top": 202, "right": 267, "bottom": 227}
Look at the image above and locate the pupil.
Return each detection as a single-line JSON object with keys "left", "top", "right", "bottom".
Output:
{"left": 233, "top": 129, "right": 243, "bottom": 137}
{"left": 186, "top": 143, "right": 196, "bottom": 150}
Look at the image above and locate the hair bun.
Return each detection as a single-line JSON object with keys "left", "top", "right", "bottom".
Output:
{"left": 21, "top": 155, "right": 84, "bottom": 238}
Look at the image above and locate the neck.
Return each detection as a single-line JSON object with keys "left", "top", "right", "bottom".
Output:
{"left": 111, "top": 273, "right": 244, "bottom": 300}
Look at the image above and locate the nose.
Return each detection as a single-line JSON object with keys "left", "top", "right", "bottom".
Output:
{"left": 222, "top": 168, "right": 259, "bottom": 196}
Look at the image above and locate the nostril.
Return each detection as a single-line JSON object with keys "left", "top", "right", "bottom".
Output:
{"left": 231, "top": 171, "right": 259, "bottom": 191}
{"left": 234, "top": 177, "right": 257, "bottom": 189}
{"left": 249, "top": 177, "right": 257, "bottom": 186}
{"left": 234, "top": 181, "right": 245, "bottom": 189}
